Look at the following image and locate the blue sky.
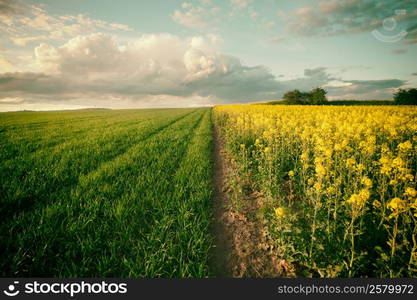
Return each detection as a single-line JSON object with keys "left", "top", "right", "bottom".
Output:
{"left": 0, "top": 0, "right": 416, "bottom": 110}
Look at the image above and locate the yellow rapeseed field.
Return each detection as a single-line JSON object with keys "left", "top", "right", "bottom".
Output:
{"left": 214, "top": 105, "right": 417, "bottom": 277}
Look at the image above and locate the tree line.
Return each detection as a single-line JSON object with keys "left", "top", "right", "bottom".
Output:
{"left": 282, "top": 87, "right": 417, "bottom": 105}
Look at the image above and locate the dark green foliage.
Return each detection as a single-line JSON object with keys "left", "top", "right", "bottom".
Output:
{"left": 310, "top": 87, "right": 328, "bottom": 105}
{"left": 283, "top": 87, "right": 328, "bottom": 105}
{"left": 394, "top": 88, "right": 417, "bottom": 105}
{"left": 283, "top": 89, "right": 304, "bottom": 104}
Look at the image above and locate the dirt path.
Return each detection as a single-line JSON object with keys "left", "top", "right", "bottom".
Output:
{"left": 210, "top": 127, "right": 233, "bottom": 277}
{"left": 210, "top": 127, "right": 294, "bottom": 277}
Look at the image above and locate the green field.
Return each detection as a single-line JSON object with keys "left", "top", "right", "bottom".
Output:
{"left": 2, "top": 105, "right": 416, "bottom": 278}
{"left": 0, "top": 108, "right": 213, "bottom": 277}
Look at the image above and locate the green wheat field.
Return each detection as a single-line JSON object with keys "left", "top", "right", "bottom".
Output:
{"left": 0, "top": 108, "right": 213, "bottom": 277}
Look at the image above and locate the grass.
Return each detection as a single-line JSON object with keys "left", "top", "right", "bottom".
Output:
{"left": 0, "top": 108, "right": 213, "bottom": 277}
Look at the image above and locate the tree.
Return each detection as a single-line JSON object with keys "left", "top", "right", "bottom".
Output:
{"left": 394, "top": 88, "right": 417, "bottom": 105}
{"left": 299, "top": 91, "right": 311, "bottom": 104}
{"left": 310, "top": 87, "right": 328, "bottom": 105}
{"left": 283, "top": 87, "right": 328, "bottom": 105}
{"left": 283, "top": 89, "right": 303, "bottom": 104}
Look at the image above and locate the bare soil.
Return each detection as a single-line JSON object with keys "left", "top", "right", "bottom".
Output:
{"left": 210, "top": 127, "right": 295, "bottom": 277}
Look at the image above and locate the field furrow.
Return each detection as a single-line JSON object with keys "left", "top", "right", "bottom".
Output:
{"left": 0, "top": 108, "right": 212, "bottom": 277}
{"left": 0, "top": 109, "right": 187, "bottom": 161}
{"left": 0, "top": 109, "right": 197, "bottom": 220}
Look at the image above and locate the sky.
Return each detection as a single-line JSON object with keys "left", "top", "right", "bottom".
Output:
{"left": 0, "top": 0, "right": 416, "bottom": 111}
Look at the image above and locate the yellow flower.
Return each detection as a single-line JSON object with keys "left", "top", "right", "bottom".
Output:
{"left": 326, "top": 186, "right": 336, "bottom": 194}
{"left": 264, "top": 147, "right": 271, "bottom": 153}
{"left": 359, "top": 189, "right": 370, "bottom": 202}
{"left": 392, "top": 157, "right": 405, "bottom": 168}
{"left": 274, "top": 207, "right": 285, "bottom": 218}
{"left": 300, "top": 152, "right": 308, "bottom": 161}
{"left": 334, "top": 143, "right": 342, "bottom": 151}
{"left": 387, "top": 198, "right": 404, "bottom": 211}
{"left": 356, "top": 164, "right": 365, "bottom": 172}
{"left": 398, "top": 140, "right": 412, "bottom": 152}
{"left": 347, "top": 194, "right": 359, "bottom": 205}
{"left": 372, "top": 200, "right": 381, "bottom": 208}
{"left": 315, "top": 164, "right": 326, "bottom": 177}
{"left": 346, "top": 158, "right": 356, "bottom": 169}
{"left": 314, "top": 183, "right": 322, "bottom": 192}
{"left": 347, "top": 189, "right": 370, "bottom": 209}
{"left": 404, "top": 187, "right": 417, "bottom": 198}
{"left": 361, "top": 177, "right": 372, "bottom": 188}
{"left": 288, "top": 170, "right": 295, "bottom": 177}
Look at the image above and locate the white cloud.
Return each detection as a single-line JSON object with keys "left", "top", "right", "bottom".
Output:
{"left": 0, "top": 96, "right": 24, "bottom": 103}
{"left": 0, "top": 2, "right": 132, "bottom": 47}
{"left": 32, "top": 33, "right": 237, "bottom": 86}
{"left": 171, "top": 0, "right": 223, "bottom": 30}
{"left": 324, "top": 80, "right": 353, "bottom": 88}
{"left": 230, "top": 0, "right": 252, "bottom": 9}
{"left": 0, "top": 55, "right": 15, "bottom": 72}
{"left": 12, "top": 35, "right": 48, "bottom": 46}
{"left": 172, "top": 6, "right": 208, "bottom": 29}
{"left": 182, "top": 2, "right": 192, "bottom": 9}
{"left": 1, "top": 33, "right": 287, "bottom": 106}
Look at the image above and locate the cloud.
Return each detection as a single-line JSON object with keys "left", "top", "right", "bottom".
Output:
{"left": 12, "top": 35, "right": 49, "bottom": 46}
{"left": 343, "top": 79, "right": 405, "bottom": 91}
{"left": 0, "top": 72, "right": 66, "bottom": 95}
{"left": 326, "top": 78, "right": 407, "bottom": 99}
{"left": 230, "top": 0, "right": 252, "bottom": 9}
{"left": 0, "top": 33, "right": 284, "bottom": 105}
{"left": 274, "top": 67, "right": 405, "bottom": 100}
{"left": 0, "top": 2, "right": 131, "bottom": 47}
{"left": 405, "top": 22, "right": 417, "bottom": 44}
{"left": 172, "top": 6, "right": 208, "bottom": 29}
{"left": 0, "top": 34, "right": 408, "bottom": 109}
{"left": 182, "top": 2, "right": 192, "bottom": 9}
{"left": 0, "top": 55, "right": 15, "bottom": 72}
{"left": 171, "top": 1, "right": 221, "bottom": 29}
{"left": 304, "top": 67, "right": 330, "bottom": 80}
{"left": 172, "top": 0, "right": 265, "bottom": 33}
{"left": 275, "top": 67, "right": 336, "bottom": 92}
{"left": 0, "top": 96, "right": 24, "bottom": 103}
{"left": 0, "top": 0, "right": 21, "bottom": 15}
{"left": 284, "top": 0, "right": 417, "bottom": 43}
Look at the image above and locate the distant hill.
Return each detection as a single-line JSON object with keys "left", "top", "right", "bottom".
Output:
{"left": 72, "top": 108, "right": 112, "bottom": 111}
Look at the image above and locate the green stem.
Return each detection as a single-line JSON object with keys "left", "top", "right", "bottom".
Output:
{"left": 349, "top": 214, "right": 356, "bottom": 277}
